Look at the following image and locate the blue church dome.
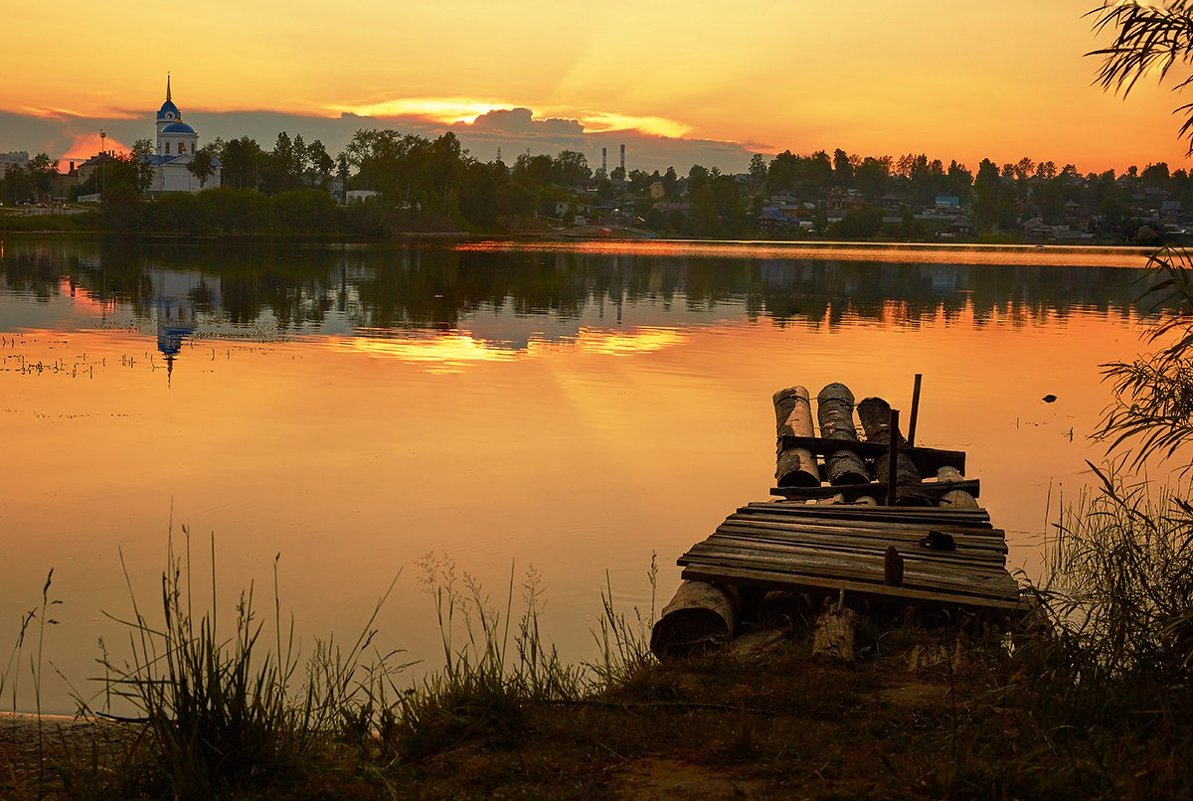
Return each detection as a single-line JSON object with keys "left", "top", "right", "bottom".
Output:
{"left": 157, "top": 100, "right": 180, "bottom": 120}
{"left": 161, "top": 121, "right": 196, "bottom": 135}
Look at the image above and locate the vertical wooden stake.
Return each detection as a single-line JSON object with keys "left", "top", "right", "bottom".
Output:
{"left": 886, "top": 408, "right": 900, "bottom": 506}
{"left": 908, "top": 373, "right": 923, "bottom": 447}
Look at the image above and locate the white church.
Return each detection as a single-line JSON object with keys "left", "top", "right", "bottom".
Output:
{"left": 144, "top": 76, "right": 221, "bottom": 194}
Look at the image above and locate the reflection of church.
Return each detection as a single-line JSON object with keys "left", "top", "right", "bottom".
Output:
{"left": 143, "top": 76, "right": 222, "bottom": 194}
{"left": 156, "top": 299, "right": 195, "bottom": 383}
{"left": 148, "top": 270, "right": 220, "bottom": 384}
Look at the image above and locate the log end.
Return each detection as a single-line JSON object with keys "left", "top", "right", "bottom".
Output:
{"left": 650, "top": 608, "right": 732, "bottom": 659}
{"left": 651, "top": 581, "right": 737, "bottom": 659}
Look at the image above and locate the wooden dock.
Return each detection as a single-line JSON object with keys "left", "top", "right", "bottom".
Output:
{"left": 678, "top": 503, "right": 1021, "bottom": 613}
{"left": 653, "top": 380, "right": 1024, "bottom": 658}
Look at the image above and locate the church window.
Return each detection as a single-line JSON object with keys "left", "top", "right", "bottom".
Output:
{"left": 178, "top": 142, "right": 186, "bottom": 154}
{"left": 165, "top": 142, "right": 171, "bottom": 154}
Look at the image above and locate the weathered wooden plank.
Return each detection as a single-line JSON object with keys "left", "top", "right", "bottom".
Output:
{"left": 680, "top": 564, "right": 1024, "bottom": 612}
{"left": 707, "top": 533, "right": 1007, "bottom": 572}
{"left": 726, "top": 511, "right": 1005, "bottom": 542}
{"left": 682, "top": 543, "right": 1019, "bottom": 597}
{"left": 717, "top": 518, "right": 1008, "bottom": 552}
{"left": 744, "top": 501, "right": 987, "bottom": 525}
{"left": 710, "top": 538, "right": 1006, "bottom": 572}
{"left": 680, "top": 552, "right": 1022, "bottom": 604}
{"left": 769, "top": 478, "right": 982, "bottom": 503}
{"left": 741, "top": 501, "right": 990, "bottom": 520}
{"left": 712, "top": 524, "right": 1008, "bottom": 561}
{"left": 688, "top": 539, "right": 1017, "bottom": 587}
{"left": 725, "top": 513, "right": 1001, "bottom": 539}
{"left": 701, "top": 537, "right": 1009, "bottom": 578}
{"left": 680, "top": 551, "right": 1019, "bottom": 603}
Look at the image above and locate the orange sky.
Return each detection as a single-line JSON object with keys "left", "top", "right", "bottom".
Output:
{"left": 2, "top": 1, "right": 1190, "bottom": 172}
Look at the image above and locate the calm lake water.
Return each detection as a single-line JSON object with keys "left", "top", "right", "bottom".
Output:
{"left": 0, "top": 236, "right": 1156, "bottom": 713}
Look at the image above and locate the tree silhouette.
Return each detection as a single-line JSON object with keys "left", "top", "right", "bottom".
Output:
{"left": 1090, "top": 1, "right": 1193, "bottom": 151}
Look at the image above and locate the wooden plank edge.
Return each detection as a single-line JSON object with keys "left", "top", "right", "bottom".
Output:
{"left": 680, "top": 549, "right": 1019, "bottom": 597}
{"left": 680, "top": 565, "right": 1025, "bottom": 613}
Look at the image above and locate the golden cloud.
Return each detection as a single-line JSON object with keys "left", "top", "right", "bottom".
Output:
{"left": 324, "top": 97, "right": 694, "bottom": 139}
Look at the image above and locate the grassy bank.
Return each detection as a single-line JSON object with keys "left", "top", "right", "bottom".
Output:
{"left": 0, "top": 494, "right": 1190, "bottom": 801}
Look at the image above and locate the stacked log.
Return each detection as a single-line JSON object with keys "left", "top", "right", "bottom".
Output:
{"left": 773, "top": 386, "right": 821, "bottom": 487}
{"left": 815, "top": 383, "right": 869, "bottom": 486}
{"left": 857, "top": 396, "right": 932, "bottom": 506}
{"left": 937, "top": 465, "right": 979, "bottom": 509}
{"left": 650, "top": 581, "right": 739, "bottom": 658}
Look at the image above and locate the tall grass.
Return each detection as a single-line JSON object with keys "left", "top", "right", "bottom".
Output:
{"left": 588, "top": 553, "right": 658, "bottom": 690}
{"left": 378, "top": 554, "right": 584, "bottom": 759}
{"left": 990, "top": 246, "right": 1193, "bottom": 796}
{"left": 1042, "top": 463, "right": 1193, "bottom": 684}
{"left": 92, "top": 528, "right": 402, "bottom": 800}
{"left": 355, "top": 552, "right": 661, "bottom": 760}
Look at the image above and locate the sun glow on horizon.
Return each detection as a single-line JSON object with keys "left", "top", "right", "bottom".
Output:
{"left": 324, "top": 97, "right": 695, "bottom": 140}
{"left": 62, "top": 131, "right": 130, "bottom": 161}
{"left": 324, "top": 97, "right": 507, "bottom": 125}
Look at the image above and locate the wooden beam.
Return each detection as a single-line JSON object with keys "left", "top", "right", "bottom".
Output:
{"left": 776, "top": 435, "right": 965, "bottom": 474}
{"left": 769, "top": 478, "right": 981, "bottom": 503}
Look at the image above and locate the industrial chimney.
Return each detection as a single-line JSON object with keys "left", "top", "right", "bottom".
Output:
{"left": 602, "top": 147, "right": 607, "bottom": 174}
{"left": 619, "top": 144, "right": 626, "bottom": 174}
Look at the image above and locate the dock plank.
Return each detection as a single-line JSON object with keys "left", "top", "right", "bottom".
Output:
{"left": 720, "top": 513, "right": 1002, "bottom": 544}
{"left": 681, "top": 564, "right": 1024, "bottom": 613}
{"left": 740, "top": 503, "right": 993, "bottom": 527}
{"left": 711, "top": 528, "right": 1008, "bottom": 565}
{"left": 715, "top": 520, "right": 1006, "bottom": 558}
{"left": 681, "top": 543, "right": 1019, "bottom": 599}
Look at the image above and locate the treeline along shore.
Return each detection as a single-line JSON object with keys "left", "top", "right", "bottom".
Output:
{"left": 1, "top": 128, "right": 1189, "bottom": 244}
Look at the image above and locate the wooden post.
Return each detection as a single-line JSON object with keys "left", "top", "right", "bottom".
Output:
{"left": 886, "top": 408, "right": 899, "bottom": 506}
{"left": 812, "top": 592, "right": 858, "bottom": 662}
{"left": 908, "top": 373, "right": 923, "bottom": 447}
{"left": 816, "top": 383, "right": 869, "bottom": 486}
{"left": 774, "top": 386, "right": 821, "bottom": 487}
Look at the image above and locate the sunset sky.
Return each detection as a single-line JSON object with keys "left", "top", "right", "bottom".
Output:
{"left": 2, "top": 0, "right": 1189, "bottom": 173}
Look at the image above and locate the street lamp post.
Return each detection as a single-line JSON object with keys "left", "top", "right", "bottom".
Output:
{"left": 99, "top": 129, "right": 106, "bottom": 197}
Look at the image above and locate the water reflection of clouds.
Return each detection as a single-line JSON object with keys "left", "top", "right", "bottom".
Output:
{"left": 345, "top": 331, "right": 519, "bottom": 373}
{"left": 341, "top": 325, "right": 687, "bottom": 372}
{"left": 574, "top": 326, "right": 684, "bottom": 356}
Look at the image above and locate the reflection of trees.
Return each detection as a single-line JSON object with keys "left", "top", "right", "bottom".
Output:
{"left": 0, "top": 238, "right": 1158, "bottom": 336}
